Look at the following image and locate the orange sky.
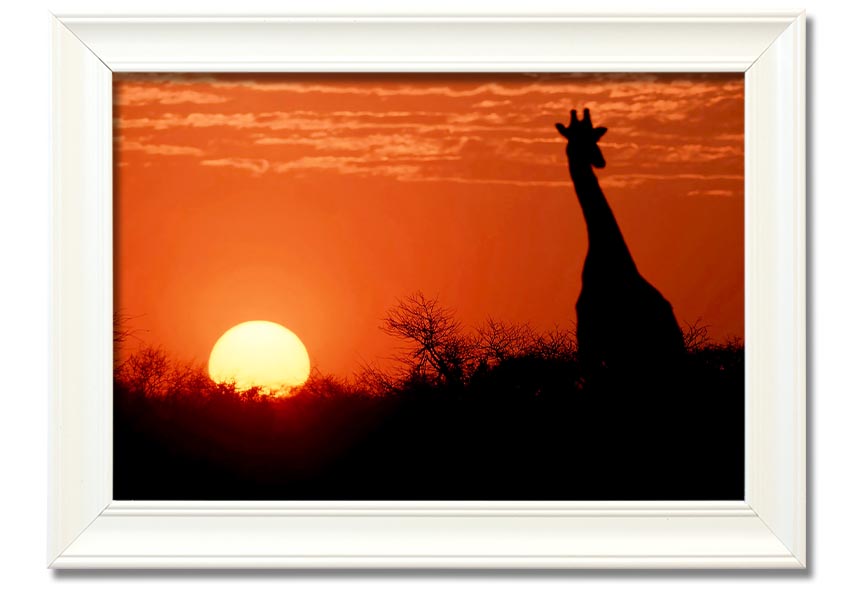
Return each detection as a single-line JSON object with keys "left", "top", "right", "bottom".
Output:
{"left": 114, "top": 73, "right": 744, "bottom": 377}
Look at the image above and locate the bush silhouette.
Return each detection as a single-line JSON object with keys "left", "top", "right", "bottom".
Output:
{"left": 114, "top": 297, "right": 743, "bottom": 501}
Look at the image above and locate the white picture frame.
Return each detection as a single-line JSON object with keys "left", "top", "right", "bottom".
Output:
{"left": 48, "top": 12, "right": 806, "bottom": 569}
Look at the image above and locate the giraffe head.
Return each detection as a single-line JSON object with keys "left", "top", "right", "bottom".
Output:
{"left": 555, "top": 108, "right": 608, "bottom": 170}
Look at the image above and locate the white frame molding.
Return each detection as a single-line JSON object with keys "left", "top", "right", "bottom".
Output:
{"left": 48, "top": 13, "right": 806, "bottom": 569}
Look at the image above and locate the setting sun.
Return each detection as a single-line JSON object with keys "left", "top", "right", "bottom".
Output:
{"left": 208, "top": 321, "right": 310, "bottom": 394}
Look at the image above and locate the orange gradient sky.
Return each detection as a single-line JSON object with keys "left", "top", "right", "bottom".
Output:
{"left": 114, "top": 73, "right": 744, "bottom": 376}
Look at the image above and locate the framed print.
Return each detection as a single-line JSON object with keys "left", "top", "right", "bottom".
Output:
{"left": 48, "top": 13, "right": 806, "bottom": 568}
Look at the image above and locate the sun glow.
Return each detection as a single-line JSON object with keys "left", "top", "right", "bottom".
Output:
{"left": 208, "top": 321, "right": 310, "bottom": 395}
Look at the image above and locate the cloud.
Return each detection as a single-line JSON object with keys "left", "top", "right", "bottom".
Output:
{"left": 398, "top": 174, "right": 566, "bottom": 187}
{"left": 115, "top": 85, "right": 229, "bottom": 106}
{"left": 119, "top": 140, "right": 204, "bottom": 156}
{"left": 686, "top": 189, "right": 736, "bottom": 197}
{"left": 115, "top": 74, "right": 742, "bottom": 106}
{"left": 269, "top": 155, "right": 565, "bottom": 187}
{"left": 658, "top": 144, "right": 743, "bottom": 163}
{"left": 115, "top": 110, "right": 571, "bottom": 147}
{"left": 114, "top": 74, "right": 744, "bottom": 189}
{"left": 714, "top": 133, "right": 745, "bottom": 142}
{"left": 193, "top": 81, "right": 616, "bottom": 99}
{"left": 269, "top": 155, "right": 422, "bottom": 179}
{"left": 472, "top": 99, "right": 512, "bottom": 108}
{"left": 195, "top": 150, "right": 563, "bottom": 188}
{"left": 200, "top": 158, "right": 269, "bottom": 175}
{"left": 600, "top": 173, "right": 744, "bottom": 189}
{"left": 254, "top": 132, "right": 474, "bottom": 163}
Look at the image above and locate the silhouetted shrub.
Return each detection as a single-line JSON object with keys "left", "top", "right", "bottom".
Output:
{"left": 113, "top": 299, "right": 743, "bottom": 501}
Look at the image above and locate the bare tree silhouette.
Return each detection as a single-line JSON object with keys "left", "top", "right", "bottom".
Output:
{"left": 382, "top": 292, "right": 475, "bottom": 387}
{"left": 474, "top": 317, "right": 536, "bottom": 364}
{"left": 113, "top": 311, "right": 146, "bottom": 347}
{"left": 682, "top": 318, "right": 712, "bottom": 352}
{"left": 117, "top": 343, "right": 211, "bottom": 400}
{"left": 119, "top": 345, "right": 171, "bottom": 398}
{"left": 530, "top": 325, "right": 577, "bottom": 361}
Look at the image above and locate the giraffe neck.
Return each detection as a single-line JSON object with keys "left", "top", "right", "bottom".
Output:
{"left": 569, "top": 164, "right": 637, "bottom": 276}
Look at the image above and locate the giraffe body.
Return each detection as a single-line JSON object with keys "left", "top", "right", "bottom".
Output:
{"left": 556, "top": 109, "right": 684, "bottom": 377}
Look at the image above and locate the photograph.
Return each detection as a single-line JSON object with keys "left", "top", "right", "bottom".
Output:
{"left": 112, "top": 72, "right": 745, "bottom": 501}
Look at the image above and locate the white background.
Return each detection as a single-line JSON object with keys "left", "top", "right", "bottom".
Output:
{"left": 1, "top": 0, "right": 845, "bottom": 597}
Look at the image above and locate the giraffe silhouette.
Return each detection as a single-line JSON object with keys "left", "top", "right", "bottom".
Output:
{"left": 556, "top": 109, "right": 684, "bottom": 380}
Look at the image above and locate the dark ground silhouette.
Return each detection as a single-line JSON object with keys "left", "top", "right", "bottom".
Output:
{"left": 114, "top": 296, "right": 743, "bottom": 500}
